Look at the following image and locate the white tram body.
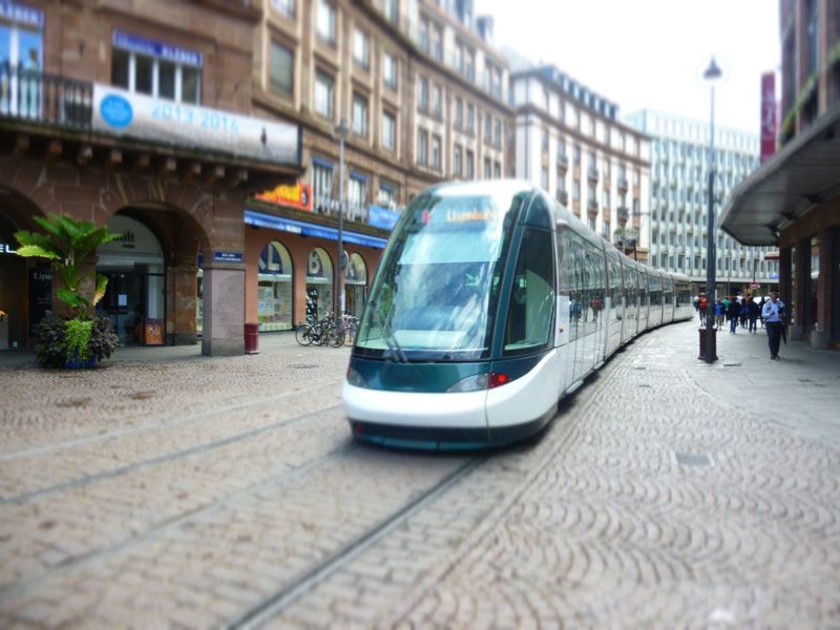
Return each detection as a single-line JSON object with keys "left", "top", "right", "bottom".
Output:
{"left": 343, "top": 181, "right": 692, "bottom": 449}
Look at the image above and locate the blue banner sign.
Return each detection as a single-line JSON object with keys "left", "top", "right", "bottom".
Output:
{"left": 0, "top": 1, "right": 43, "bottom": 28}
{"left": 368, "top": 205, "right": 400, "bottom": 230}
{"left": 113, "top": 31, "right": 203, "bottom": 67}
{"left": 244, "top": 210, "right": 388, "bottom": 249}
{"left": 213, "top": 251, "right": 244, "bottom": 264}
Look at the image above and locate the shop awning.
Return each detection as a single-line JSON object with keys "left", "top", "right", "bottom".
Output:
{"left": 718, "top": 104, "right": 840, "bottom": 246}
{"left": 244, "top": 209, "right": 389, "bottom": 249}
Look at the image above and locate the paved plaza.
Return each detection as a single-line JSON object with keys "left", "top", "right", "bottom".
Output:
{"left": 0, "top": 320, "right": 838, "bottom": 628}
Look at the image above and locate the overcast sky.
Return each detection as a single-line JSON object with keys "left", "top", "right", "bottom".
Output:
{"left": 478, "top": 0, "right": 780, "bottom": 135}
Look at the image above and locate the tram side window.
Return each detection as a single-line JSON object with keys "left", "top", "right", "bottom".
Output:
{"left": 567, "top": 237, "right": 585, "bottom": 340}
{"left": 503, "top": 229, "right": 555, "bottom": 354}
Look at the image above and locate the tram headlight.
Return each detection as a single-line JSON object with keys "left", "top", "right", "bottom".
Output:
{"left": 346, "top": 367, "right": 367, "bottom": 388}
{"left": 447, "top": 374, "right": 489, "bottom": 392}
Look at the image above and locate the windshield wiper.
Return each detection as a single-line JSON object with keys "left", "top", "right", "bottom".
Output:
{"left": 378, "top": 300, "right": 407, "bottom": 364}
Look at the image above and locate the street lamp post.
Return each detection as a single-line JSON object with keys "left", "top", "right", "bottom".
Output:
{"left": 335, "top": 118, "right": 349, "bottom": 317}
{"left": 703, "top": 57, "right": 722, "bottom": 363}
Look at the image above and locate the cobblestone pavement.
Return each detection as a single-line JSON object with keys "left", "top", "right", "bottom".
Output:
{"left": 0, "top": 324, "right": 838, "bottom": 628}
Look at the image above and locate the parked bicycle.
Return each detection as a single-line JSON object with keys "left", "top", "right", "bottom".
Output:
{"left": 340, "top": 313, "right": 358, "bottom": 347}
{"left": 294, "top": 312, "right": 345, "bottom": 347}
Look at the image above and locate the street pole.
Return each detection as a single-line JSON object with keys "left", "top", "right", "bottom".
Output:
{"left": 335, "top": 118, "right": 348, "bottom": 317}
{"left": 703, "top": 57, "right": 721, "bottom": 363}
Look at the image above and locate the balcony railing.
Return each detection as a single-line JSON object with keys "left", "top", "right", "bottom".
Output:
{"left": 0, "top": 64, "right": 92, "bottom": 130}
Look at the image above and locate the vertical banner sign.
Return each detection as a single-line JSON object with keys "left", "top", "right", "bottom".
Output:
{"left": 28, "top": 267, "right": 52, "bottom": 337}
{"left": 760, "top": 72, "right": 777, "bottom": 165}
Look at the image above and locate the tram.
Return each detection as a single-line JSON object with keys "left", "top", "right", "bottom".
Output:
{"left": 342, "top": 180, "right": 692, "bottom": 450}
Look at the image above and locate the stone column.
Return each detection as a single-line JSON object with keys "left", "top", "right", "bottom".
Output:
{"left": 810, "top": 227, "right": 834, "bottom": 349}
{"left": 169, "top": 257, "right": 199, "bottom": 346}
{"left": 791, "top": 238, "right": 810, "bottom": 341}
{"left": 200, "top": 248, "right": 245, "bottom": 357}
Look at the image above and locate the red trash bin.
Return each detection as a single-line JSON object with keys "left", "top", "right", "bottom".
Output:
{"left": 244, "top": 323, "right": 259, "bottom": 354}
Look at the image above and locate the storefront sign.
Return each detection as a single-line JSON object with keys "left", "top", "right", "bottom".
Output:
{"left": 368, "top": 205, "right": 400, "bottom": 230}
{"left": 244, "top": 210, "right": 388, "bottom": 249}
{"left": 113, "top": 31, "right": 203, "bottom": 67}
{"left": 143, "top": 319, "right": 164, "bottom": 345}
{"left": 256, "top": 184, "right": 313, "bottom": 212}
{"left": 213, "top": 251, "right": 243, "bottom": 263}
{"left": 92, "top": 85, "right": 301, "bottom": 166}
{"left": 0, "top": 1, "right": 44, "bottom": 28}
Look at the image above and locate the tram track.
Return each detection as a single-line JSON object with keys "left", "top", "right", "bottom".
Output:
{"left": 0, "top": 402, "right": 345, "bottom": 506}
{"left": 229, "top": 455, "right": 486, "bottom": 629}
{"left": 0, "top": 432, "right": 362, "bottom": 602}
{"left": 0, "top": 379, "right": 342, "bottom": 464}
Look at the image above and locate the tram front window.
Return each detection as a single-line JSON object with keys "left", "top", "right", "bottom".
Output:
{"left": 356, "top": 186, "right": 520, "bottom": 360}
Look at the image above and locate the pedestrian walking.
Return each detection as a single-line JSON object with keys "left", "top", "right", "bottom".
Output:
{"left": 714, "top": 299, "right": 725, "bottom": 330}
{"left": 747, "top": 298, "right": 760, "bottom": 334}
{"left": 758, "top": 296, "right": 767, "bottom": 328}
{"left": 761, "top": 291, "right": 786, "bottom": 359}
{"left": 727, "top": 296, "right": 740, "bottom": 334}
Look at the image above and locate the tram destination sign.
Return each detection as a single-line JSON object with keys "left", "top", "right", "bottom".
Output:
{"left": 92, "top": 85, "right": 301, "bottom": 167}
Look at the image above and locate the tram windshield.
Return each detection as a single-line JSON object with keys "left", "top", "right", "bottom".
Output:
{"left": 355, "top": 184, "right": 525, "bottom": 360}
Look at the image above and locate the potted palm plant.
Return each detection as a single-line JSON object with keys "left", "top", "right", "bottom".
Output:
{"left": 14, "top": 214, "right": 121, "bottom": 368}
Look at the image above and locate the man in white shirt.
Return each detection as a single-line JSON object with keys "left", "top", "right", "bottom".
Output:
{"left": 761, "top": 291, "right": 785, "bottom": 359}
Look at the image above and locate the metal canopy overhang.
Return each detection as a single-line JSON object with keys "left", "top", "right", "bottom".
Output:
{"left": 718, "top": 104, "right": 840, "bottom": 246}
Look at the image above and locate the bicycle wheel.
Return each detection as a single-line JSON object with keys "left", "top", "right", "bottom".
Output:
{"left": 295, "top": 324, "right": 313, "bottom": 346}
{"left": 343, "top": 323, "right": 355, "bottom": 346}
{"left": 328, "top": 326, "right": 344, "bottom": 348}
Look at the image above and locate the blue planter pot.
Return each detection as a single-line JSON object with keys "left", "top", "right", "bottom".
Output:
{"left": 66, "top": 354, "right": 98, "bottom": 369}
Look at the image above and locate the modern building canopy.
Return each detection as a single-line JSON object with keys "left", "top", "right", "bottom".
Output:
{"left": 719, "top": 104, "right": 840, "bottom": 247}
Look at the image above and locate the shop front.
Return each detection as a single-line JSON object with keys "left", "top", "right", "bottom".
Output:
{"left": 96, "top": 215, "right": 165, "bottom": 346}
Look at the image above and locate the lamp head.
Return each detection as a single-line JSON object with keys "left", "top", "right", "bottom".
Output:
{"left": 703, "top": 57, "right": 723, "bottom": 82}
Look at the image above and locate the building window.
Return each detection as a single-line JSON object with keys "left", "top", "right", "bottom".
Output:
{"left": 432, "top": 84, "right": 442, "bottom": 118}
{"left": 484, "top": 157, "right": 492, "bottom": 179}
{"left": 432, "top": 135, "right": 442, "bottom": 171}
{"left": 352, "top": 28, "right": 370, "bottom": 70}
{"left": 383, "top": 51, "right": 398, "bottom": 90}
{"left": 494, "top": 161, "right": 501, "bottom": 178}
{"left": 573, "top": 179, "right": 580, "bottom": 200}
{"left": 316, "top": 0, "right": 336, "bottom": 45}
{"left": 466, "top": 103, "right": 475, "bottom": 134}
{"left": 417, "top": 77, "right": 429, "bottom": 112}
{"left": 485, "top": 114, "right": 494, "bottom": 145}
{"left": 417, "top": 129, "right": 429, "bottom": 165}
{"left": 269, "top": 41, "right": 293, "bottom": 98}
{"left": 382, "top": 110, "right": 396, "bottom": 150}
{"left": 453, "top": 144, "right": 462, "bottom": 177}
{"left": 454, "top": 97, "right": 463, "bottom": 129}
{"left": 111, "top": 33, "right": 201, "bottom": 104}
{"left": 383, "top": 0, "right": 398, "bottom": 23}
{"left": 351, "top": 92, "right": 368, "bottom": 136}
{"left": 494, "top": 119, "right": 502, "bottom": 148}
{"left": 314, "top": 70, "right": 334, "bottom": 119}
{"left": 378, "top": 181, "right": 397, "bottom": 207}
{"left": 271, "top": 0, "right": 295, "bottom": 18}
{"left": 466, "top": 149, "right": 474, "bottom": 179}
{"left": 311, "top": 160, "right": 334, "bottom": 212}
{"left": 540, "top": 166, "right": 548, "bottom": 189}
{"left": 348, "top": 173, "right": 367, "bottom": 217}
{"left": 573, "top": 144, "right": 581, "bottom": 165}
